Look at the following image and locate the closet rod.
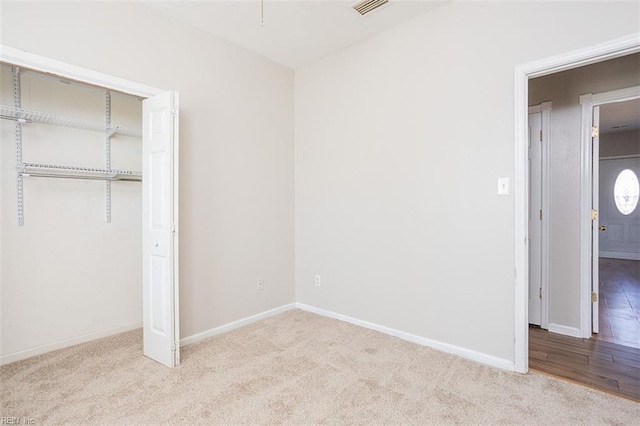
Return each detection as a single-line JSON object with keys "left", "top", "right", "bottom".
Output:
{"left": 0, "top": 114, "right": 32, "bottom": 123}
{"left": 21, "top": 173, "right": 141, "bottom": 182}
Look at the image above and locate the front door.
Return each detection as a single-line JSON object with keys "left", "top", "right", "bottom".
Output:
{"left": 599, "top": 157, "right": 640, "bottom": 259}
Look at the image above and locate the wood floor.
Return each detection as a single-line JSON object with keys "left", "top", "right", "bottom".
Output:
{"left": 529, "top": 327, "right": 640, "bottom": 401}
{"left": 596, "top": 258, "right": 640, "bottom": 349}
{"left": 529, "top": 258, "right": 640, "bottom": 401}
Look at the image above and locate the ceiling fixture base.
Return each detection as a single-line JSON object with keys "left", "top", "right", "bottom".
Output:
{"left": 351, "top": 0, "right": 390, "bottom": 17}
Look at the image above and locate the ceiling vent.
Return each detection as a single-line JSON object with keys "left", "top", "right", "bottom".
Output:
{"left": 351, "top": 0, "right": 390, "bottom": 16}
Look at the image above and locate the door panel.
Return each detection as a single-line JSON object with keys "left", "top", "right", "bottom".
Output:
{"left": 150, "top": 254, "right": 169, "bottom": 334}
{"left": 592, "top": 106, "right": 600, "bottom": 334}
{"left": 528, "top": 111, "right": 543, "bottom": 326}
{"left": 143, "top": 91, "right": 179, "bottom": 367}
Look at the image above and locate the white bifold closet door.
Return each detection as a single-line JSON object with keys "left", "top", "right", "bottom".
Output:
{"left": 142, "top": 91, "right": 180, "bottom": 367}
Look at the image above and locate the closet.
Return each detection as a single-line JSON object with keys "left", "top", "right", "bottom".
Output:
{"left": 0, "top": 64, "right": 143, "bottom": 358}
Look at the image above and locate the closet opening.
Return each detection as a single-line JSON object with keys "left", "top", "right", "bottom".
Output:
{"left": 0, "top": 55, "right": 179, "bottom": 367}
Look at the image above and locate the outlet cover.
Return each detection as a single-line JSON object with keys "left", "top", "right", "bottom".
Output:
{"left": 258, "top": 279, "right": 264, "bottom": 291}
{"left": 314, "top": 275, "right": 321, "bottom": 287}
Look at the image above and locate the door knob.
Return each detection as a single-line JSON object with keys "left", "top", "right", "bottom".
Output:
{"left": 599, "top": 225, "right": 606, "bottom": 232}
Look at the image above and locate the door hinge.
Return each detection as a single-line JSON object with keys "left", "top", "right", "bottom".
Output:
{"left": 592, "top": 126, "right": 599, "bottom": 137}
{"left": 591, "top": 292, "right": 598, "bottom": 303}
{"left": 171, "top": 223, "right": 176, "bottom": 235}
{"left": 539, "top": 130, "right": 543, "bottom": 142}
{"left": 172, "top": 342, "right": 179, "bottom": 366}
{"left": 539, "top": 287, "right": 542, "bottom": 299}
{"left": 591, "top": 210, "right": 598, "bottom": 220}
{"left": 539, "top": 210, "right": 542, "bottom": 221}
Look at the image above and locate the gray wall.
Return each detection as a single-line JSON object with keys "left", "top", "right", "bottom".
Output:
{"left": 296, "top": 1, "right": 639, "bottom": 363}
{"left": 601, "top": 129, "right": 640, "bottom": 157}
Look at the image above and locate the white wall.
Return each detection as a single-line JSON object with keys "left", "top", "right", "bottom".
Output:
{"left": 0, "top": 67, "right": 143, "bottom": 357}
{"left": 529, "top": 55, "right": 640, "bottom": 329}
{"left": 0, "top": 1, "right": 295, "bottom": 358}
{"left": 295, "top": 2, "right": 639, "bottom": 362}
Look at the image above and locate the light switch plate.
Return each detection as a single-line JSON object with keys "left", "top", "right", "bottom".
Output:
{"left": 498, "top": 177, "right": 510, "bottom": 195}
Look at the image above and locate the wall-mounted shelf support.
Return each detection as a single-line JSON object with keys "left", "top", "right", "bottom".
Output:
{"left": 14, "top": 67, "right": 24, "bottom": 226}
{"left": 105, "top": 90, "right": 112, "bottom": 222}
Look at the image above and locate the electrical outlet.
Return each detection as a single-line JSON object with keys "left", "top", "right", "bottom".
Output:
{"left": 315, "top": 275, "right": 321, "bottom": 287}
{"left": 257, "top": 279, "right": 264, "bottom": 291}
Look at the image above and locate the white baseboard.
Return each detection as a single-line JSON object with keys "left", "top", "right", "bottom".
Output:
{"left": 296, "top": 303, "right": 515, "bottom": 372}
{"left": 548, "top": 323, "right": 582, "bottom": 338}
{"left": 180, "top": 303, "right": 296, "bottom": 347}
{"left": 0, "top": 322, "right": 142, "bottom": 366}
{"left": 1, "top": 303, "right": 518, "bottom": 372}
{"left": 599, "top": 251, "right": 640, "bottom": 261}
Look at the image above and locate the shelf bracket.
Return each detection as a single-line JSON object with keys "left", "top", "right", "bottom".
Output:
{"left": 13, "top": 67, "right": 24, "bottom": 226}
{"left": 107, "top": 126, "right": 119, "bottom": 138}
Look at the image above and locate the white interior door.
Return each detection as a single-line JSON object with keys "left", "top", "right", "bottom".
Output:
{"left": 528, "top": 111, "right": 543, "bottom": 326}
{"left": 591, "top": 106, "right": 600, "bottom": 334}
{"left": 599, "top": 158, "right": 640, "bottom": 259}
{"left": 142, "top": 91, "right": 180, "bottom": 367}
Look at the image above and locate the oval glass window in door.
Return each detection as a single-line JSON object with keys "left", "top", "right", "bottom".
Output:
{"left": 613, "top": 169, "right": 640, "bottom": 215}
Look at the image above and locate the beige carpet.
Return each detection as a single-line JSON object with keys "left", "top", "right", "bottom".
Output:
{"left": 1, "top": 309, "right": 639, "bottom": 424}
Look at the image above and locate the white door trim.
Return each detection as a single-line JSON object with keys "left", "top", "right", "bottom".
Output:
{"left": 0, "top": 45, "right": 162, "bottom": 98}
{"left": 513, "top": 33, "right": 640, "bottom": 373}
{"left": 0, "top": 45, "right": 180, "bottom": 365}
{"left": 528, "top": 102, "right": 551, "bottom": 330}
{"left": 580, "top": 86, "right": 640, "bottom": 338}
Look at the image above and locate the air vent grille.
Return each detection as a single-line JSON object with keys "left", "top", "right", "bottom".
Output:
{"left": 351, "top": 0, "right": 389, "bottom": 16}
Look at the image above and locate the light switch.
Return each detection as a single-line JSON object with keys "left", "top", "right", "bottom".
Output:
{"left": 498, "top": 177, "right": 510, "bottom": 195}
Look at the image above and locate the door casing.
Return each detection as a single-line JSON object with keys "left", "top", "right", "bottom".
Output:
{"left": 513, "top": 33, "right": 640, "bottom": 373}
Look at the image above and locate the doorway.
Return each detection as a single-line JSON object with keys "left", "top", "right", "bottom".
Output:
{"left": 523, "top": 76, "right": 640, "bottom": 401}
{"left": 581, "top": 87, "right": 640, "bottom": 341}
{"left": 513, "top": 34, "right": 640, "bottom": 374}
{"left": 594, "top": 98, "right": 640, "bottom": 349}
{"left": 0, "top": 46, "right": 181, "bottom": 368}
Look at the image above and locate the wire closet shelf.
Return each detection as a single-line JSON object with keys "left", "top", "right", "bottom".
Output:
{"left": 4, "top": 66, "right": 143, "bottom": 225}
{"left": 17, "top": 163, "right": 142, "bottom": 182}
{"left": 0, "top": 104, "right": 142, "bottom": 138}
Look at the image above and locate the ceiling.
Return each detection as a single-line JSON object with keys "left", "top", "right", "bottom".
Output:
{"left": 600, "top": 98, "right": 640, "bottom": 135}
{"left": 143, "top": 1, "right": 446, "bottom": 68}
